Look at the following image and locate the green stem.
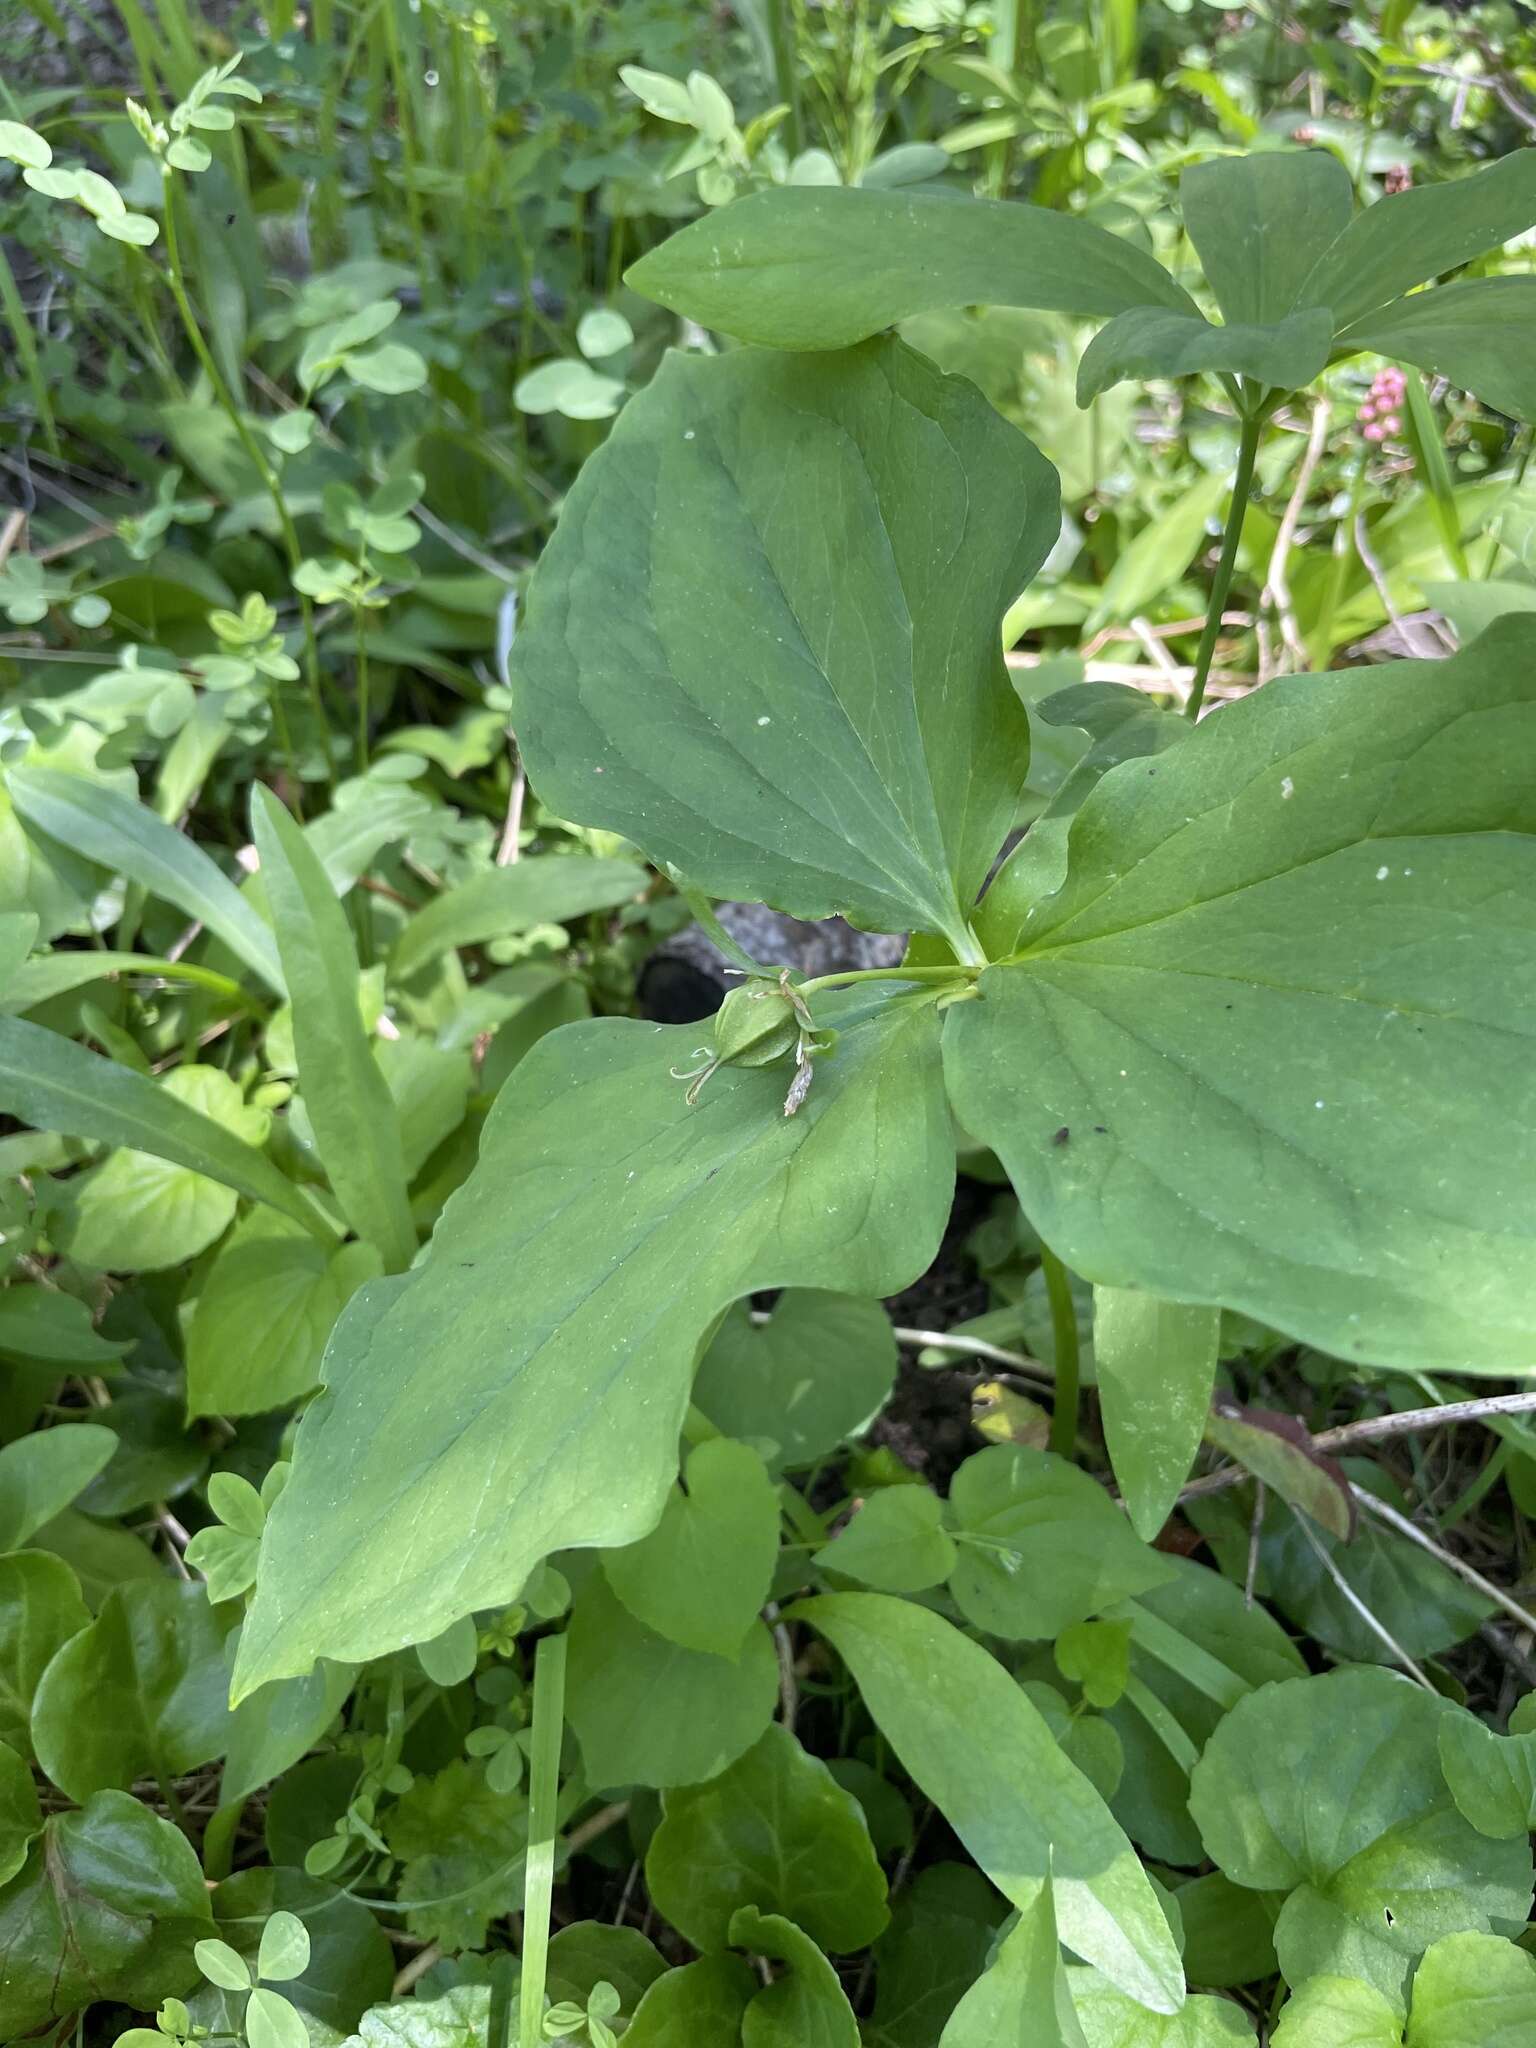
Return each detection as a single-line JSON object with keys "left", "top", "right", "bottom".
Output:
{"left": 517, "top": 1632, "right": 568, "bottom": 2048}
{"left": 157, "top": 170, "right": 328, "bottom": 786}
{"left": 354, "top": 601, "right": 371, "bottom": 773}
{"left": 765, "top": 0, "right": 803, "bottom": 155}
{"left": 0, "top": 239, "right": 60, "bottom": 458}
{"left": 796, "top": 963, "right": 979, "bottom": 999}
{"left": 1041, "top": 1246, "right": 1080, "bottom": 1459}
{"left": 380, "top": 0, "right": 434, "bottom": 299}
{"left": 201, "top": 1797, "right": 244, "bottom": 1882}
{"left": 1185, "top": 410, "right": 1263, "bottom": 721}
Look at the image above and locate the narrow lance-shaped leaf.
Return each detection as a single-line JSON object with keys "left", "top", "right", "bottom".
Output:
{"left": 235, "top": 988, "right": 953, "bottom": 1696}
{"left": 1300, "top": 149, "right": 1536, "bottom": 330}
{"left": 1180, "top": 150, "right": 1354, "bottom": 328}
{"left": 1076, "top": 306, "right": 1333, "bottom": 408}
{"left": 1338, "top": 278, "right": 1536, "bottom": 425}
{"left": 252, "top": 788, "right": 415, "bottom": 1273}
{"left": 391, "top": 856, "right": 647, "bottom": 978}
{"left": 1093, "top": 1290, "right": 1221, "bottom": 1542}
{"left": 946, "top": 618, "right": 1536, "bottom": 1373}
{"left": 511, "top": 337, "right": 1057, "bottom": 954}
{"left": 787, "top": 1592, "right": 1186, "bottom": 2016}
{"left": 626, "top": 185, "right": 1197, "bottom": 351}
{"left": 6, "top": 766, "right": 284, "bottom": 994}
{"left": 0, "top": 1016, "right": 327, "bottom": 1240}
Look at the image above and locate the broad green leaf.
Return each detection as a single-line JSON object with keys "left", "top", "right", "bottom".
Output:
{"left": 1094, "top": 1290, "right": 1220, "bottom": 1541}
{"left": 6, "top": 765, "right": 284, "bottom": 993}
{"left": 0, "top": 1423, "right": 117, "bottom": 1549}
{"left": 1076, "top": 306, "right": 1333, "bottom": 407}
{"left": 1174, "top": 1873, "right": 1279, "bottom": 1992}
{"left": 788, "top": 1593, "right": 1185, "bottom": 2014}
{"left": 188, "top": 1211, "right": 380, "bottom": 1418}
{"left": 864, "top": 1865, "right": 1004, "bottom": 2048}
{"left": 220, "top": 1657, "right": 358, "bottom": 1808}
{"left": 692, "top": 1290, "right": 897, "bottom": 1472}
{"left": 732, "top": 1907, "right": 859, "bottom": 2047}
{"left": 0, "top": 1550, "right": 90, "bottom": 1755}
{"left": 939, "top": 1881, "right": 1085, "bottom": 2045}
{"left": 511, "top": 337, "right": 1055, "bottom": 952}
{"left": 645, "top": 1721, "right": 889, "bottom": 1952}
{"left": 545, "top": 1922, "right": 667, "bottom": 2012}
{"left": 566, "top": 1573, "right": 778, "bottom": 1790}
{"left": 1187, "top": 1667, "right": 1534, "bottom": 2001}
{"left": 0, "top": 1017, "right": 324, "bottom": 1238}
{"left": 945, "top": 622, "right": 1536, "bottom": 1372}
{"left": 1181, "top": 150, "right": 1354, "bottom": 328}
{"left": 1202, "top": 1406, "right": 1354, "bottom": 1541}
{"left": 0, "top": 911, "right": 36, "bottom": 985}
{"left": 382, "top": 1758, "right": 529, "bottom": 1949}
{"left": 626, "top": 1954, "right": 757, "bottom": 2044}
{"left": 0, "top": 1790, "right": 213, "bottom": 2038}
{"left": 253, "top": 789, "right": 415, "bottom": 1271}
{"left": 1270, "top": 1974, "right": 1401, "bottom": 2048}
{"left": 946, "top": 1445, "right": 1173, "bottom": 1640}
{"left": 0, "top": 1738, "right": 41, "bottom": 1885}
{"left": 64, "top": 1064, "right": 271, "bottom": 1272}
{"left": 626, "top": 186, "right": 1196, "bottom": 351}
{"left": 980, "top": 685, "right": 1186, "bottom": 928}
{"left": 1300, "top": 150, "right": 1536, "bottom": 330}
{"left": 1338, "top": 278, "right": 1536, "bottom": 423}
{"left": 815, "top": 1483, "right": 956, "bottom": 1593}
{"left": 1403, "top": 1929, "right": 1536, "bottom": 2047}
{"left": 235, "top": 991, "right": 951, "bottom": 1693}
{"left": 391, "top": 856, "right": 646, "bottom": 979}
{"left": 1067, "top": 1970, "right": 1256, "bottom": 2045}
{"left": 1438, "top": 1711, "right": 1536, "bottom": 1841}
{"left": 32, "top": 1576, "right": 236, "bottom": 1801}
{"left": 76, "top": 1390, "right": 206, "bottom": 1517}
{"left": 603, "top": 1437, "right": 779, "bottom": 1656}
{"left": 341, "top": 1985, "right": 487, "bottom": 2048}
{"left": 0, "top": 1285, "right": 129, "bottom": 1366}
{"left": 1189, "top": 1466, "right": 1490, "bottom": 1667}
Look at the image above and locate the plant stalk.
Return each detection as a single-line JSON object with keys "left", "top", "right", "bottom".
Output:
{"left": 1041, "top": 1246, "right": 1080, "bottom": 1458}
{"left": 516, "top": 1630, "right": 568, "bottom": 2048}
{"left": 1185, "top": 411, "right": 1263, "bottom": 720}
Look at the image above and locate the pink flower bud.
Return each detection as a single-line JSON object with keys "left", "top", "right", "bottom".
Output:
{"left": 1358, "top": 404, "right": 1376, "bottom": 422}
{"left": 1363, "top": 423, "right": 1386, "bottom": 442}
{"left": 1381, "top": 415, "right": 1401, "bottom": 435}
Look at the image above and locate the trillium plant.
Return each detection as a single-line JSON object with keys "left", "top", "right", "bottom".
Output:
{"left": 6, "top": 135, "right": 1532, "bottom": 2044}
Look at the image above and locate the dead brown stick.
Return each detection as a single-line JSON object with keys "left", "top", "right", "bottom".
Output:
{"left": 1179, "top": 1390, "right": 1536, "bottom": 1505}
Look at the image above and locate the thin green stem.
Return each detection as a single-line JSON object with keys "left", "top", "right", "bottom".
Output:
{"left": 201, "top": 1798, "right": 244, "bottom": 1881}
{"left": 517, "top": 1631, "right": 568, "bottom": 2048}
{"left": 796, "top": 963, "right": 979, "bottom": 999}
{"left": 1041, "top": 1246, "right": 1080, "bottom": 1459}
{"left": 1185, "top": 410, "right": 1263, "bottom": 721}
{"left": 354, "top": 601, "right": 371, "bottom": 773}
{"left": 379, "top": 0, "right": 434, "bottom": 300}
{"left": 157, "top": 170, "right": 328, "bottom": 787}
{"left": 0, "top": 240, "right": 60, "bottom": 458}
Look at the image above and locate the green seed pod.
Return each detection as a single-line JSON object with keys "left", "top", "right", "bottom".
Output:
{"left": 712, "top": 979, "right": 801, "bottom": 1069}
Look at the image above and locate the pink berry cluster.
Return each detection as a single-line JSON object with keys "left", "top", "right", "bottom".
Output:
{"left": 1358, "top": 365, "right": 1405, "bottom": 444}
